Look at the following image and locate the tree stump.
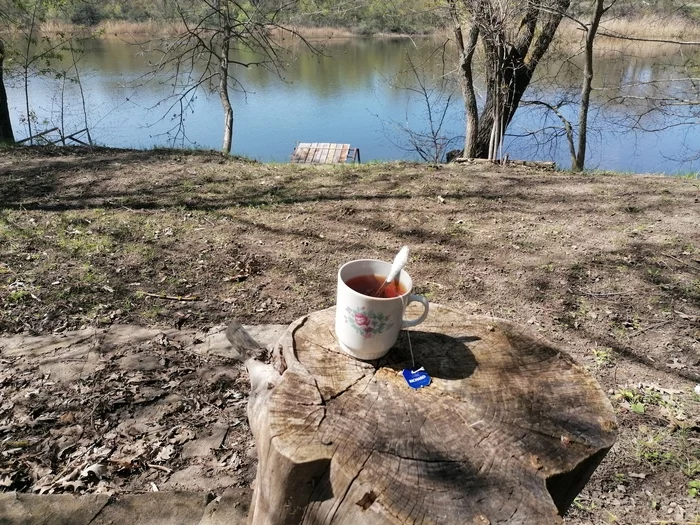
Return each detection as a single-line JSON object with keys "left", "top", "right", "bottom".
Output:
{"left": 245, "top": 304, "right": 617, "bottom": 525}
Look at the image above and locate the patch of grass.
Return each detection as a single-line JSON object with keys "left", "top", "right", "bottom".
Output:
{"left": 592, "top": 347, "right": 615, "bottom": 368}
{"left": 7, "top": 289, "right": 30, "bottom": 303}
{"left": 446, "top": 220, "right": 471, "bottom": 237}
{"left": 634, "top": 429, "right": 700, "bottom": 478}
{"left": 616, "top": 385, "right": 687, "bottom": 418}
{"left": 646, "top": 266, "right": 664, "bottom": 283}
{"left": 54, "top": 227, "right": 113, "bottom": 258}
{"left": 141, "top": 303, "right": 165, "bottom": 320}
{"left": 541, "top": 262, "right": 555, "bottom": 273}
{"left": 79, "top": 263, "right": 106, "bottom": 285}
{"left": 683, "top": 279, "right": 700, "bottom": 299}
{"left": 689, "top": 479, "right": 700, "bottom": 497}
{"left": 622, "top": 386, "right": 700, "bottom": 478}
{"left": 613, "top": 472, "right": 627, "bottom": 483}
{"left": 572, "top": 496, "right": 597, "bottom": 513}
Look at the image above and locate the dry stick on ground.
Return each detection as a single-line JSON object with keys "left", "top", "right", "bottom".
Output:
{"left": 141, "top": 292, "right": 199, "bottom": 301}
{"left": 147, "top": 463, "right": 173, "bottom": 474}
{"left": 629, "top": 320, "right": 673, "bottom": 338}
{"left": 661, "top": 253, "right": 700, "bottom": 271}
{"left": 576, "top": 289, "right": 635, "bottom": 298}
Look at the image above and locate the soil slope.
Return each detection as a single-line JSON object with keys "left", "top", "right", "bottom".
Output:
{"left": 1, "top": 147, "right": 699, "bottom": 524}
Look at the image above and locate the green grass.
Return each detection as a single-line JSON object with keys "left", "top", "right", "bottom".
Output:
{"left": 592, "top": 347, "right": 615, "bottom": 367}
{"left": 616, "top": 385, "right": 700, "bottom": 480}
{"left": 7, "top": 289, "right": 30, "bottom": 303}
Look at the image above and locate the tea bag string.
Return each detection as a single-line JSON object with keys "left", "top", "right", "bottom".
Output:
{"left": 404, "top": 311, "right": 415, "bottom": 370}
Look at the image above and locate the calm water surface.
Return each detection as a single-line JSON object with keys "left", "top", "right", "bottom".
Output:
{"left": 6, "top": 37, "right": 699, "bottom": 174}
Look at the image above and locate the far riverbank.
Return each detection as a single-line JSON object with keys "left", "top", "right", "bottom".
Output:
{"left": 29, "top": 13, "right": 700, "bottom": 46}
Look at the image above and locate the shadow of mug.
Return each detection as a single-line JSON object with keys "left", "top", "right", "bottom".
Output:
{"left": 380, "top": 331, "right": 480, "bottom": 381}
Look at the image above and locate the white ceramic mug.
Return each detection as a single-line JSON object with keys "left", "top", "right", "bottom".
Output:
{"left": 334, "top": 259, "right": 429, "bottom": 360}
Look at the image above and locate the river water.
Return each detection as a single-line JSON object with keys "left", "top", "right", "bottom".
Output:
{"left": 5, "top": 36, "right": 699, "bottom": 174}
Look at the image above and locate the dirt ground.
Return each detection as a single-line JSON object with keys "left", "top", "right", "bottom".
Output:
{"left": 1, "top": 146, "right": 699, "bottom": 524}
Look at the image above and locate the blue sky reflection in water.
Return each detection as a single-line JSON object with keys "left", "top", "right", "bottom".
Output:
{"left": 5, "top": 37, "right": 699, "bottom": 174}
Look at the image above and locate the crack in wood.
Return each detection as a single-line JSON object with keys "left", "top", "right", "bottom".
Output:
{"left": 327, "top": 450, "right": 374, "bottom": 525}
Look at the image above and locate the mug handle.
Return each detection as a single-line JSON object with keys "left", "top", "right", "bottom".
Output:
{"left": 401, "top": 294, "right": 429, "bottom": 328}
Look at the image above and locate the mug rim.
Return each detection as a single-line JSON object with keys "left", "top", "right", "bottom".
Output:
{"left": 338, "top": 258, "right": 413, "bottom": 301}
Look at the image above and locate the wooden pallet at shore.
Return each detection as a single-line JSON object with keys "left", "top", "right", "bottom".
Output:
{"left": 291, "top": 142, "right": 360, "bottom": 164}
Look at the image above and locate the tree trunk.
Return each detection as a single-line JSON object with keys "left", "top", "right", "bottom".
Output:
{"left": 218, "top": 18, "right": 233, "bottom": 154}
{"left": 449, "top": 1, "right": 479, "bottom": 159}
{"left": 461, "top": 0, "right": 570, "bottom": 159}
{"left": 475, "top": 55, "right": 532, "bottom": 158}
{"left": 0, "top": 40, "right": 15, "bottom": 145}
{"left": 244, "top": 304, "right": 617, "bottom": 524}
{"left": 575, "top": 0, "right": 605, "bottom": 171}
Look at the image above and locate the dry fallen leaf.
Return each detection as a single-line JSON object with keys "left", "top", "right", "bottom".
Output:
{"left": 155, "top": 444, "right": 176, "bottom": 462}
{"left": 80, "top": 463, "right": 108, "bottom": 480}
{"left": 169, "top": 427, "right": 196, "bottom": 445}
{"left": 60, "top": 480, "right": 86, "bottom": 492}
{"left": 668, "top": 359, "right": 686, "bottom": 370}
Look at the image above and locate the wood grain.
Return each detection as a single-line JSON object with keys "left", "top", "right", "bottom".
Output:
{"left": 246, "top": 304, "right": 617, "bottom": 524}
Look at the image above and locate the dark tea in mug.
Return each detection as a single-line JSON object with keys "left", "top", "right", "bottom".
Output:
{"left": 345, "top": 274, "right": 407, "bottom": 298}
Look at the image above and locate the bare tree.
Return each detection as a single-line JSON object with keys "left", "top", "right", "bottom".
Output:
{"left": 596, "top": 9, "right": 700, "bottom": 165}
{"left": 143, "top": 0, "right": 313, "bottom": 154}
{"left": 571, "top": 0, "right": 609, "bottom": 169}
{"left": 0, "top": 0, "right": 87, "bottom": 144}
{"left": 525, "top": 0, "right": 615, "bottom": 170}
{"left": 378, "top": 43, "right": 463, "bottom": 163}
{"left": 448, "top": 0, "right": 479, "bottom": 158}
{"left": 523, "top": 0, "right": 700, "bottom": 170}
{"left": 450, "top": 0, "right": 571, "bottom": 160}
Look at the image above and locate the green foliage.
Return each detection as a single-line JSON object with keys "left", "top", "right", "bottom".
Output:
{"left": 592, "top": 347, "right": 615, "bottom": 367}
{"left": 7, "top": 289, "right": 30, "bottom": 303}
{"left": 9, "top": 0, "right": 700, "bottom": 33}
{"left": 287, "top": 0, "right": 446, "bottom": 34}
{"left": 70, "top": 4, "right": 102, "bottom": 26}
{"left": 689, "top": 479, "right": 700, "bottom": 497}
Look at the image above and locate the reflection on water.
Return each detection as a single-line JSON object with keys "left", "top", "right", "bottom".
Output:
{"left": 5, "top": 36, "right": 699, "bottom": 174}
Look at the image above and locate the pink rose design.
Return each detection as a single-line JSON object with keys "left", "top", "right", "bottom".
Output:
{"left": 354, "top": 313, "right": 371, "bottom": 327}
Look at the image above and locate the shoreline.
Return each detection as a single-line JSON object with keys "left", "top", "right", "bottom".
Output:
{"left": 23, "top": 13, "right": 700, "bottom": 42}
{"left": 0, "top": 144, "right": 696, "bottom": 178}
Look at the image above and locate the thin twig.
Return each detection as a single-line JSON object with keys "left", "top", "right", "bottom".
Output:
{"left": 661, "top": 253, "right": 700, "bottom": 271}
{"left": 147, "top": 463, "right": 173, "bottom": 474}
{"left": 576, "top": 289, "right": 634, "bottom": 298}
{"left": 650, "top": 521, "right": 700, "bottom": 524}
{"left": 630, "top": 320, "right": 673, "bottom": 338}
{"left": 141, "top": 292, "right": 199, "bottom": 301}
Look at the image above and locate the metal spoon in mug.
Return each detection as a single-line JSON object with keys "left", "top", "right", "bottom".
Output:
{"left": 374, "top": 246, "right": 410, "bottom": 297}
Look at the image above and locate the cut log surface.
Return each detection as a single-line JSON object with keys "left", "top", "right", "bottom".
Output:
{"left": 247, "top": 304, "right": 617, "bottom": 525}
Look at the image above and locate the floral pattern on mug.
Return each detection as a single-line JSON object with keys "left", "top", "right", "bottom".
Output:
{"left": 344, "top": 306, "right": 393, "bottom": 338}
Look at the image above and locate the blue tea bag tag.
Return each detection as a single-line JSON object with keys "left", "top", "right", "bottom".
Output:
{"left": 402, "top": 367, "right": 431, "bottom": 389}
